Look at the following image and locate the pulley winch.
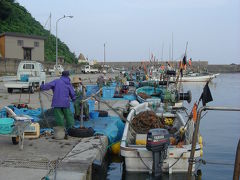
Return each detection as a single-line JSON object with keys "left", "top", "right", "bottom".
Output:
{"left": 162, "top": 90, "right": 192, "bottom": 104}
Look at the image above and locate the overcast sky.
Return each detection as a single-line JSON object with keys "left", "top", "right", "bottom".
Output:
{"left": 17, "top": 0, "right": 240, "bottom": 64}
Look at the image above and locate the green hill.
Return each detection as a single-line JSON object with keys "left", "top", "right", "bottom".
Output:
{"left": 0, "top": 0, "right": 77, "bottom": 63}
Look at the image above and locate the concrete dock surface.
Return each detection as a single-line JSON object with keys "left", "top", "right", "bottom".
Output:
{"left": 0, "top": 73, "right": 128, "bottom": 179}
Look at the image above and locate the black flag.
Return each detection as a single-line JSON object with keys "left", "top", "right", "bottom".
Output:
{"left": 183, "top": 55, "right": 187, "bottom": 65}
{"left": 200, "top": 82, "right": 213, "bottom": 106}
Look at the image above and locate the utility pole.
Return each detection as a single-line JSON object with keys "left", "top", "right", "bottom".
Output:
{"left": 50, "top": 13, "right": 51, "bottom": 34}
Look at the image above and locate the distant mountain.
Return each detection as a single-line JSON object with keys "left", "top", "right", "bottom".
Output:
{"left": 0, "top": 0, "right": 77, "bottom": 63}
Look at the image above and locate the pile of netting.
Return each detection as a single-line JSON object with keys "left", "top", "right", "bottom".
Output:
{"left": 138, "top": 92, "right": 151, "bottom": 100}
{"left": 38, "top": 108, "right": 56, "bottom": 128}
{"left": 131, "top": 111, "right": 163, "bottom": 133}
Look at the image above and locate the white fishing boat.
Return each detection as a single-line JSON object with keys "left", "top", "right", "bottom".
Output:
{"left": 179, "top": 73, "right": 219, "bottom": 82}
{"left": 149, "top": 69, "right": 219, "bottom": 83}
{"left": 120, "top": 102, "right": 201, "bottom": 174}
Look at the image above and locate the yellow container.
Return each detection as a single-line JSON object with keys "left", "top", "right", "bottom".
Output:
{"left": 135, "top": 134, "right": 147, "bottom": 145}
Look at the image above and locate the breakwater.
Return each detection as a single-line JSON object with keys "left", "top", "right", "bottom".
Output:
{"left": 0, "top": 58, "right": 239, "bottom": 75}
{"left": 208, "top": 64, "right": 240, "bottom": 73}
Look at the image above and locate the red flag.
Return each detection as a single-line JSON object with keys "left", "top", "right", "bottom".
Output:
{"left": 189, "top": 58, "right": 192, "bottom": 66}
{"left": 192, "top": 103, "right": 198, "bottom": 122}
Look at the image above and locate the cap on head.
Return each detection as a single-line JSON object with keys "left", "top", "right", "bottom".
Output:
{"left": 62, "top": 71, "right": 70, "bottom": 77}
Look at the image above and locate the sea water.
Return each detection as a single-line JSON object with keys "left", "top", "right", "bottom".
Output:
{"left": 106, "top": 73, "right": 240, "bottom": 180}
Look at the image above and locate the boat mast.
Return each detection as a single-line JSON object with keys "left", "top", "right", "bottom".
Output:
{"left": 172, "top": 32, "right": 174, "bottom": 61}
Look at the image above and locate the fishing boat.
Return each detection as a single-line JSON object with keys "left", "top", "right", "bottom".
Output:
{"left": 135, "top": 86, "right": 165, "bottom": 103}
{"left": 179, "top": 72, "right": 219, "bottom": 82}
{"left": 120, "top": 102, "right": 201, "bottom": 174}
{"left": 135, "top": 85, "right": 191, "bottom": 108}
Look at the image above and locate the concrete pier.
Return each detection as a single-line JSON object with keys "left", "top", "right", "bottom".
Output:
{"left": 48, "top": 136, "right": 108, "bottom": 180}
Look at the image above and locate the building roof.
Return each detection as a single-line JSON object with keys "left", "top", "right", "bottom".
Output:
{"left": 0, "top": 32, "right": 46, "bottom": 40}
{"left": 78, "top": 53, "right": 86, "bottom": 60}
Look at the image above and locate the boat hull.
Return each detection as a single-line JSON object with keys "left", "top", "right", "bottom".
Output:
{"left": 179, "top": 74, "right": 215, "bottom": 82}
{"left": 121, "top": 146, "right": 200, "bottom": 173}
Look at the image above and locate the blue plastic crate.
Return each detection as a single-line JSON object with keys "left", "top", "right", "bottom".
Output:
{"left": 88, "top": 100, "right": 95, "bottom": 112}
{"left": 86, "top": 85, "right": 99, "bottom": 97}
{"left": 90, "top": 111, "right": 99, "bottom": 119}
{"left": 102, "top": 87, "right": 115, "bottom": 98}
{"left": 110, "top": 82, "right": 117, "bottom": 87}
{"left": 0, "top": 118, "right": 14, "bottom": 134}
{"left": 0, "top": 109, "right": 7, "bottom": 118}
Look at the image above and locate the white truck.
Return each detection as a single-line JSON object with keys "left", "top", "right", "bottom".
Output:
{"left": 49, "top": 64, "right": 64, "bottom": 76}
{"left": 4, "top": 61, "right": 46, "bottom": 93}
{"left": 81, "top": 65, "right": 99, "bottom": 74}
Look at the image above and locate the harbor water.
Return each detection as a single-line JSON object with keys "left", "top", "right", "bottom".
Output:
{"left": 105, "top": 73, "right": 240, "bottom": 180}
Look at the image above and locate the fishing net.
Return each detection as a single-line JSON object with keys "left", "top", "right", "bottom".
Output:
{"left": 138, "top": 92, "right": 151, "bottom": 100}
{"left": 38, "top": 108, "right": 57, "bottom": 128}
{"left": 131, "top": 111, "right": 163, "bottom": 134}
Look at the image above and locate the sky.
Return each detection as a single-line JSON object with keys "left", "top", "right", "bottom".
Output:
{"left": 16, "top": 0, "right": 240, "bottom": 64}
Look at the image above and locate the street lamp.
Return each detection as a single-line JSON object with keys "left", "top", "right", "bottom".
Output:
{"left": 56, "top": 15, "right": 73, "bottom": 66}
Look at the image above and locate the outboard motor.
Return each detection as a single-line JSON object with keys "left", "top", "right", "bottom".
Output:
{"left": 146, "top": 128, "right": 170, "bottom": 177}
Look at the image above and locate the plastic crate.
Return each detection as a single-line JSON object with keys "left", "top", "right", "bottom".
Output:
{"left": 88, "top": 100, "right": 95, "bottom": 112}
{"left": 86, "top": 85, "right": 99, "bottom": 97}
{"left": 0, "top": 110, "right": 7, "bottom": 118}
{"left": 102, "top": 87, "right": 115, "bottom": 98}
{"left": 110, "top": 82, "right": 117, "bottom": 87}
{"left": 0, "top": 118, "right": 14, "bottom": 134}
{"left": 90, "top": 111, "right": 99, "bottom": 119}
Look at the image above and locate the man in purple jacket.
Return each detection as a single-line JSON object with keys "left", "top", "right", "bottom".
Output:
{"left": 40, "top": 71, "right": 76, "bottom": 129}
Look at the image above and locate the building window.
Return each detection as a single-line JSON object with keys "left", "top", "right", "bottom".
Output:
{"left": 17, "top": 40, "right": 23, "bottom": 46}
{"left": 34, "top": 41, "right": 39, "bottom": 47}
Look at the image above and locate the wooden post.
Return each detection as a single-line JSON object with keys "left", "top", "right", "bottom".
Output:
{"left": 80, "top": 101, "right": 84, "bottom": 128}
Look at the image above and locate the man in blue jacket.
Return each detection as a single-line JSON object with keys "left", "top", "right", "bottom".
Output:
{"left": 40, "top": 71, "right": 76, "bottom": 129}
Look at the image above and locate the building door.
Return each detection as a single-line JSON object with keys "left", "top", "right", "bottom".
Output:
{"left": 23, "top": 48, "right": 32, "bottom": 60}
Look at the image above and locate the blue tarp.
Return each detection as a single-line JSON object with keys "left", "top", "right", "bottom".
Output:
{"left": 0, "top": 106, "right": 42, "bottom": 122}
{"left": 74, "top": 116, "right": 124, "bottom": 144}
{"left": 101, "top": 94, "right": 136, "bottom": 101}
